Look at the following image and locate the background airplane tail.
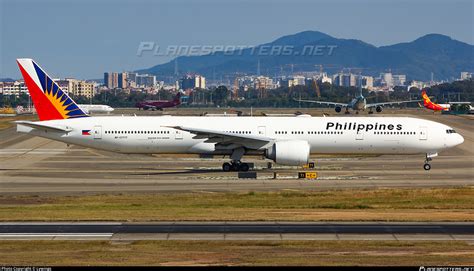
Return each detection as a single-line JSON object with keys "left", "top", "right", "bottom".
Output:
{"left": 421, "top": 89, "right": 431, "bottom": 105}
{"left": 173, "top": 92, "right": 182, "bottom": 103}
{"left": 17, "top": 58, "right": 89, "bottom": 121}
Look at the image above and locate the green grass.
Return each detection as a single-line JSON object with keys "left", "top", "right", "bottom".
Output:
{"left": 0, "top": 187, "right": 472, "bottom": 221}
{"left": 0, "top": 240, "right": 472, "bottom": 266}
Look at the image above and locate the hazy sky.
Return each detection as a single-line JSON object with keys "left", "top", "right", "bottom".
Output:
{"left": 1, "top": 0, "right": 473, "bottom": 79}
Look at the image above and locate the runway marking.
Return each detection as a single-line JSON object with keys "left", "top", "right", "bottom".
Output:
{"left": 0, "top": 140, "right": 62, "bottom": 161}
{"left": 0, "top": 233, "right": 113, "bottom": 237}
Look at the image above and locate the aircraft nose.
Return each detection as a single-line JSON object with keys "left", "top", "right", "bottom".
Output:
{"left": 450, "top": 133, "right": 464, "bottom": 147}
{"left": 457, "top": 134, "right": 464, "bottom": 145}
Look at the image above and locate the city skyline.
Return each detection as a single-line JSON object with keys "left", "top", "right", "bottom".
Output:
{"left": 1, "top": 0, "right": 473, "bottom": 79}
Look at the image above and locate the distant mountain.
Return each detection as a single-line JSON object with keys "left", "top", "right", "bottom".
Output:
{"left": 137, "top": 31, "right": 474, "bottom": 81}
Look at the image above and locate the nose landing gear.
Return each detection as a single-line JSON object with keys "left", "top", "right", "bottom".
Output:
{"left": 423, "top": 152, "right": 438, "bottom": 171}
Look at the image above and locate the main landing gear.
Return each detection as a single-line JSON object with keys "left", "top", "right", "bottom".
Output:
{"left": 222, "top": 147, "right": 250, "bottom": 172}
{"left": 423, "top": 152, "right": 437, "bottom": 171}
{"left": 222, "top": 161, "right": 250, "bottom": 172}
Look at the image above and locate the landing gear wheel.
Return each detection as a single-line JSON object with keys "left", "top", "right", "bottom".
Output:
{"left": 231, "top": 163, "right": 240, "bottom": 171}
{"left": 239, "top": 163, "right": 249, "bottom": 172}
{"left": 423, "top": 163, "right": 431, "bottom": 171}
{"left": 222, "top": 162, "right": 232, "bottom": 172}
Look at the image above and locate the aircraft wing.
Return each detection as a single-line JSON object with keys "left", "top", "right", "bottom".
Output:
{"left": 366, "top": 100, "right": 421, "bottom": 108}
{"left": 294, "top": 99, "right": 347, "bottom": 107}
{"left": 15, "top": 121, "right": 72, "bottom": 132}
{"left": 447, "top": 102, "right": 471, "bottom": 105}
{"left": 165, "top": 126, "right": 274, "bottom": 150}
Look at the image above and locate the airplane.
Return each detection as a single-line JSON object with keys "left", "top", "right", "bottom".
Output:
{"left": 295, "top": 84, "right": 420, "bottom": 114}
{"left": 421, "top": 89, "right": 472, "bottom": 112}
{"left": 135, "top": 92, "right": 181, "bottom": 111}
{"left": 15, "top": 59, "right": 464, "bottom": 172}
{"left": 78, "top": 104, "right": 114, "bottom": 114}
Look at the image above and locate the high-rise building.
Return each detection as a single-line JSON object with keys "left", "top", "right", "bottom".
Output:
{"left": 320, "top": 73, "right": 332, "bottom": 84}
{"left": 194, "top": 75, "right": 206, "bottom": 89}
{"left": 279, "top": 76, "right": 306, "bottom": 88}
{"left": 380, "top": 72, "right": 394, "bottom": 87}
{"left": 53, "top": 78, "right": 96, "bottom": 98}
{"left": 118, "top": 72, "right": 127, "bottom": 89}
{"left": 179, "top": 75, "right": 206, "bottom": 90}
{"left": 361, "top": 76, "right": 374, "bottom": 90}
{"left": 460, "top": 72, "right": 472, "bottom": 80}
{"left": 292, "top": 76, "right": 306, "bottom": 86}
{"left": 55, "top": 80, "right": 72, "bottom": 94}
{"left": 392, "top": 74, "right": 406, "bottom": 86}
{"left": 72, "top": 81, "right": 95, "bottom": 98}
{"left": 111, "top": 72, "right": 119, "bottom": 89}
{"left": 104, "top": 72, "right": 111, "bottom": 88}
{"left": 104, "top": 72, "right": 119, "bottom": 89}
{"left": 253, "top": 76, "right": 273, "bottom": 89}
{"left": 333, "top": 73, "right": 356, "bottom": 87}
{"left": 127, "top": 72, "right": 137, "bottom": 82}
{"left": 0, "top": 81, "right": 28, "bottom": 96}
{"left": 136, "top": 74, "right": 156, "bottom": 87}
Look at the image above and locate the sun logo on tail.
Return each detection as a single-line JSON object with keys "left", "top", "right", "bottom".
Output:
{"left": 33, "top": 62, "right": 88, "bottom": 119}
{"left": 42, "top": 78, "right": 72, "bottom": 119}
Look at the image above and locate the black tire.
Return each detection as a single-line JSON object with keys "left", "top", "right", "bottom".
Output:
{"left": 239, "top": 163, "right": 249, "bottom": 172}
{"left": 222, "top": 162, "right": 232, "bottom": 172}
{"left": 423, "top": 163, "right": 431, "bottom": 171}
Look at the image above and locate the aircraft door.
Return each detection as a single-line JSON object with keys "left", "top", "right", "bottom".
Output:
{"left": 356, "top": 130, "right": 364, "bottom": 140}
{"left": 419, "top": 126, "right": 427, "bottom": 140}
{"left": 175, "top": 130, "right": 183, "bottom": 140}
{"left": 258, "top": 126, "right": 266, "bottom": 136}
{"left": 93, "top": 125, "right": 102, "bottom": 139}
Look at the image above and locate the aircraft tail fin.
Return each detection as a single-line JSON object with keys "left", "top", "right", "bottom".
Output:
{"left": 16, "top": 58, "right": 89, "bottom": 121}
{"left": 173, "top": 92, "right": 182, "bottom": 102}
{"left": 421, "top": 89, "right": 431, "bottom": 105}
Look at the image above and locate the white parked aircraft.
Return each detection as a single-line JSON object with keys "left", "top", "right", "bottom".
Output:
{"left": 78, "top": 104, "right": 114, "bottom": 114}
{"left": 15, "top": 59, "right": 464, "bottom": 171}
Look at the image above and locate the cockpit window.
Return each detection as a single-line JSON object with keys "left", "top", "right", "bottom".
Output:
{"left": 446, "top": 129, "right": 456, "bottom": 134}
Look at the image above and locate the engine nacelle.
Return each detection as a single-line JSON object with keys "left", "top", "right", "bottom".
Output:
{"left": 376, "top": 105, "right": 383, "bottom": 113}
{"left": 335, "top": 106, "right": 342, "bottom": 113}
{"left": 265, "top": 140, "right": 310, "bottom": 166}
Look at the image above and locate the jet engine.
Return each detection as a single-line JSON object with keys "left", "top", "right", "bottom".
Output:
{"left": 335, "top": 106, "right": 342, "bottom": 113}
{"left": 376, "top": 106, "right": 383, "bottom": 113}
{"left": 265, "top": 140, "right": 310, "bottom": 166}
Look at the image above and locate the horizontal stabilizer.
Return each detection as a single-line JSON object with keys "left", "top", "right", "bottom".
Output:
{"left": 15, "top": 121, "right": 72, "bottom": 132}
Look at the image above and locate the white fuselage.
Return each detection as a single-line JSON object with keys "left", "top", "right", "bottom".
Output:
{"left": 17, "top": 115, "right": 464, "bottom": 159}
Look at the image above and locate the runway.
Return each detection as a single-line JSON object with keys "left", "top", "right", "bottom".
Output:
{"left": 0, "top": 111, "right": 473, "bottom": 194}
{"left": 1, "top": 222, "right": 473, "bottom": 241}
